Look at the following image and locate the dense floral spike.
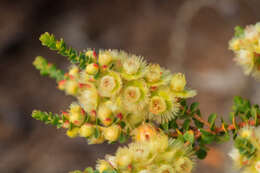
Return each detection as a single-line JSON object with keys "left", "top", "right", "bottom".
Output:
{"left": 229, "top": 126, "right": 260, "bottom": 173}
{"left": 229, "top": 23, "right": 260, "bottom": 79}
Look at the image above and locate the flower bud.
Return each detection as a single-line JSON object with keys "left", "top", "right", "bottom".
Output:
{"left": 99, "top": 52, "right": 113, "bottom": 66}
{"left": 98, "top": 105, "right": 113, "bottom": 126}
{"left": 86, "top": 63, "right": 99, "bottom": 75}
{"left": 65, "top": 80, "right": 78, "bottom": 95}
{"left": 58, "top": 80, "right": 66, "bottom": 90}
{"left": 170, "top": 73, "right": 186, "bottom": 92}
{"left": 79, "top": 123, "right": 94, "bottom": 137}
{"left": 149, "top": 96, "right": 167, "bottom": 115}
{"left": 69, "top": 104, "right": 85, "bottom": 126}
{"left": 66, "top": 127, "right": 79, "bottom": 138}
{"left": 85, "top": 50, "right": 97, "bottom": 61}
{"left": 103, "top": 125, "right": 121, "bottom": 142}
{"left": 62, "top": 120, "right": 70, "bottom": 129}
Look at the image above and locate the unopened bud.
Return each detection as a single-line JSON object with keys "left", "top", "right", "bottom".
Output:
{"left": 86, "top": 63, "right": 99, "bottom": 75}
{"left": 170, "top": 73, "right": 186, "bottom": 92}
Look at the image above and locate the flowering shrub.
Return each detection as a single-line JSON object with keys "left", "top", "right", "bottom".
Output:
{"left": 229, "top": 23, "right": 260, "bottom": 79}
{"left": 32, "top": 23, "right": 260, "bottom": 173}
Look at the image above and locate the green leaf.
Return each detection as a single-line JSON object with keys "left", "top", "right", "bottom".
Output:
{"left": 182, "top": 119, "right": 191, "bottom": 131}
{"left": 196, "top": 148, "right": 207, "bottom": 159}
{"left": 119, "top": 132, "right": 127, "bottom": 144}
{"left": 200, "top": 129, "right": 215, "bottom": 144}
{"left": 216, "top": 133, "right": 230, "bottom": 143}
{"left": 190, "top": 102, "right": 199, "bottom": 112}
{"left": 208, "top": 113, "right": 217, "bottom": 130}
{"left": 169, "top": 120, "right": 178, "bottom": 129}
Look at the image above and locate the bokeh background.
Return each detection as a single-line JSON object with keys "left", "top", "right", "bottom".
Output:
{"left": 1, "top": 0, "right": 260, "bottom": 172}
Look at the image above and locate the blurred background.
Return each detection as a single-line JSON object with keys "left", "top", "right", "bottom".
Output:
{"left": 1, "top": 0, "right": 260, "bottom": 172}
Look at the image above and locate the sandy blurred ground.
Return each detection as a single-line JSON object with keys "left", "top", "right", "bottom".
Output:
{"left": 1, "top": 0, "right": 260, "bottom": 172}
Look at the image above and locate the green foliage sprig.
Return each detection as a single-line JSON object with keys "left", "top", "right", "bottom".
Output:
{"left": 40, "top": 32, "right": 92, "bottom": 69}
{"left": 33, "top": 56, "right": 65, "bottom": 82}
{"left": 32, "top": 110, "right": 63, "bottom": 128}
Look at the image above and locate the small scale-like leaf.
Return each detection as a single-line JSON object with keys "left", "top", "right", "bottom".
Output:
{"left": 190, "top": 102, "right": 199, "bottom": 112}
{"left": 208, "top": 113, "right": 217, "bottom": 130}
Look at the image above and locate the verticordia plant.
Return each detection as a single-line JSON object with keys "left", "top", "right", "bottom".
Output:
{"left": 32, "top": 22, "right": 260, "bottom": 173}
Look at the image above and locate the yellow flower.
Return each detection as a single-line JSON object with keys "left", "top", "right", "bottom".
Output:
{"left": 120, "top": 55, "right": 147, "bottom": 80}
{"left": 133, "top": 123, "right": 158, "bottom": 142}
{"left": 122, "top": 80, "right": 149, "bottom": 113}
{"left": 77, "top": 83, "right": 99, "bottom": 114}
{"left": 115, "top": 147, "right": 133, "bottom": 168}
{"left": 98, "top": 71, "right": 122, "bottom": 98}
{"left": 149, "top": 96, "right": 167, "bottom": 115}
{"left": 145, "top": 64, "right": 162, "bottom": 83}
{"left": 148, "top": 87, "right": 180, "bottom": 123}
{"left": 240, "top": 126, "right": 253, "bottom": 139}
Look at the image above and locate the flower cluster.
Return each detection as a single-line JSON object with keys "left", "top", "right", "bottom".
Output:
{"left": 59, "top": 49, "right": 196, "bottom": 126}
{"left": 72, "top": 123, "right": 194, "bottom": 173}
{"left": 229, "top": 23, "right": 260, "bottom": 79}
{"left": 229, "top": 126, "right": 260, "bottom": 173}
{"left": 34, "top": 33, "right": 196, "bottom": 144}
